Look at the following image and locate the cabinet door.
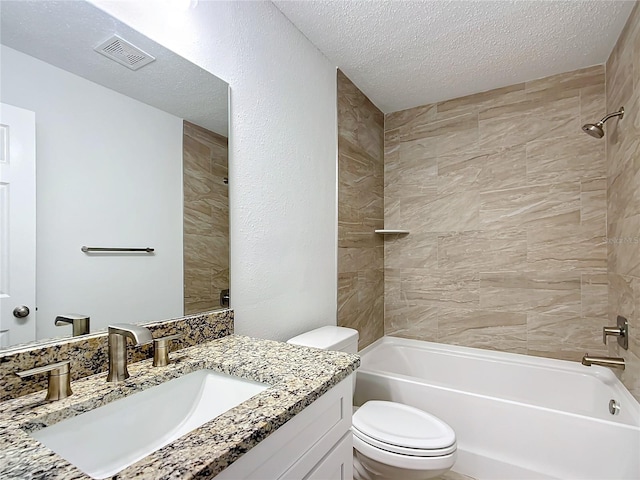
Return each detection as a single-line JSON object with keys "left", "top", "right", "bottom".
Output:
{"left": 215, "top": 376, "right": 353, "bottom": 480}
{"left": 304, "top": 433, "right": 353, "bottom": 480}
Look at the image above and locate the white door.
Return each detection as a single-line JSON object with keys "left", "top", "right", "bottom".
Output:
{"left": 0, "top": 103, "right": 36, "bottom": 347}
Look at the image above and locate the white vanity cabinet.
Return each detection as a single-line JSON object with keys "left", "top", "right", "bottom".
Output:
{"left": 215, "top": 375, "right": 353, "bottom": 480}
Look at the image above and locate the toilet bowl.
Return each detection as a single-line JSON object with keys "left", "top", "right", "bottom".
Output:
{"left": 287, "top": 326, "right": 457, "bottom": 480}
{"left": 352, "top": 401, "right": 456, "bottom": 480}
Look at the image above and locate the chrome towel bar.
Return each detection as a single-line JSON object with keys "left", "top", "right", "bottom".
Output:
{"left": 81, "top": 246, "right": 154, "bottom": 253}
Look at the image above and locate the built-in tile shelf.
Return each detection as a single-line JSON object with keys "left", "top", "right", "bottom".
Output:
{"left": 374, "top": 229, "right": 410, "bottom": 235}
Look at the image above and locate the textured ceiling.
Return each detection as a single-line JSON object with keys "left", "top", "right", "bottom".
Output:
{"left": 274, "top": 0, "right": 636, "bottom": 113}
{"left": 0, "top": 0, "right": 228, "bottom": 135}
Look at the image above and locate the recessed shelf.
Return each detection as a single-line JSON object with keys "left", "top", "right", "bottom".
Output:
{"left": 374, "top": 229, "right": 410, "bottom": 235}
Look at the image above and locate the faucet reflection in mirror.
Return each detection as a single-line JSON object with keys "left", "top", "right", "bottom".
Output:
{"left": 55, "top": 315, "right": 90, "bottom": 337}
{"left": 0, "top": 0, "right": 229, "bottom": 348}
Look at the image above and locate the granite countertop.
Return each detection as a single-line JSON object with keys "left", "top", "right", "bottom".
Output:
{"left": 0, "top": 335, "right": 360, "bottom": 479}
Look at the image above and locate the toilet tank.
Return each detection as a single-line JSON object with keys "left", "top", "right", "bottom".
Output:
{"left": 287, "top": 326, "right": 359, "bottom": 353}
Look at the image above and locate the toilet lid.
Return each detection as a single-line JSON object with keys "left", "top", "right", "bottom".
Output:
{"left": 352, "top": 401, "right": 456, "bottom": 451}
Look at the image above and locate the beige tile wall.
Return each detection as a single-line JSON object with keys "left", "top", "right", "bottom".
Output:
{"left": 384, "top": 66, "right": 610, "bottom": 362}
{"left": 183, "top": 121, "right": 229, "bottom": 314}
{"left": 606, "top": 2, "right": 640, "bottom": 400}
{"left": 337, "top": 70, "right": 385, "bottom": 349}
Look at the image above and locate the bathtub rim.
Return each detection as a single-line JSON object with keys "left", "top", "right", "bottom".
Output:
{"left": 358, "top": 336, "right": 640, "bottom": 424}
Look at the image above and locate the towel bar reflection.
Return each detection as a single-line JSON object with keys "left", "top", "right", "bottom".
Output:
{"left": 81, "top": 246, "right": 155, "bottom": 253}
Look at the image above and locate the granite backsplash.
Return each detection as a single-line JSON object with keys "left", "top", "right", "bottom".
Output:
{"left": 0, "top": 309, "right": 233, "bottom": 402}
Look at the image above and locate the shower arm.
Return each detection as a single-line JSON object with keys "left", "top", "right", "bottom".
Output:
{"left": 598, "top": 107, "right": 624, "bottom": 125}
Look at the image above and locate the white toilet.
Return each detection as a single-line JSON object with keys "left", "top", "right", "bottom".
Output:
{"left": 288, "top": 326, "right": 457, "bottom": 480}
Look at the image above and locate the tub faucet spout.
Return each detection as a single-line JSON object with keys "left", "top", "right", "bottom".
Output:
{"left": 581, "top": 354, "right": 625, "bottom": 370}
{"left": 107, "top": 324, "right": 153, "bottom": 382}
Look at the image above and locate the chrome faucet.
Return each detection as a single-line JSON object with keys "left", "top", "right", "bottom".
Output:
{"left": 107, "top": 324, "right": 153, "bottom": 382}
{"left": 581, "top": 354, "right": 625, "bottom": 370}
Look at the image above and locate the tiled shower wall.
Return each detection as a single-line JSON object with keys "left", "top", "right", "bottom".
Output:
{"left": 383, "top": 66, "right": 610, "bottom": 361}
{"left": 606, "top": 2, "right": 640, "bottom": 400}
{"left": 183, "top": 121, "right": 230, "bottom": 315}
{"left": 337, "top": 70, "right": 385, "bottom": 349}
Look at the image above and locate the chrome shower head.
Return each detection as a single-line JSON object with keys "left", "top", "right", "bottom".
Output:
{"left": 582, "top": 107, "right": 624, "bottom": 139}
{"left": 582, "top": 122, "right": 605, "bottom": 138}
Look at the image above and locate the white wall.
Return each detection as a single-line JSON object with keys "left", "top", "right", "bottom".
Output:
{"left": 1, "top": 46, "right": 183, "bottom": 340}
{"left": 91, "top": 0, "right": 339, "bottom": 340}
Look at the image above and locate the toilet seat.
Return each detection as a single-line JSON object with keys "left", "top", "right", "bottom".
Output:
{"left": 352, "top": 401, "right": 456, "bottom": 457}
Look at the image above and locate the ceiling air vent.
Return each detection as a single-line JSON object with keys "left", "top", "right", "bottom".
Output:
{"left": 94, "top": 35, "right": 155, "bottom": 71}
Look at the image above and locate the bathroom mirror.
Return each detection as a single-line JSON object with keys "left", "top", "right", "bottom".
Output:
{"left": 0, "top": 0, "right": 229, "bottom": 348}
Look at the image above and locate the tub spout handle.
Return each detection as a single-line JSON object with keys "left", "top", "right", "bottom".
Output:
{"left": 602, "top": 316, "right": 628, "bottom": 350}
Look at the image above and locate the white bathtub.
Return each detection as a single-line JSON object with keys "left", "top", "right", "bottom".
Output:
{"left": 353, "top": 336, "right": 640, "bottom": 480}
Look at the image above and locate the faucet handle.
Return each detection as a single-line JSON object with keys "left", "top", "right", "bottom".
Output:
{"left": 16, "top": 361, "right": 73, "bottom": 401}
{"left": 602, "top": 326, "right": 622, "bottom": 343}
{"left": 153, "top": 334, "right": 183, "bottom": 367}
{"left": 602, "top": 316, "right": 628, "bottom": 349}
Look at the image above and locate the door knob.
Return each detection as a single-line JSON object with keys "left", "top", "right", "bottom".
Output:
{"left": 13, "top": 305, "right": 30, "bottom": 318}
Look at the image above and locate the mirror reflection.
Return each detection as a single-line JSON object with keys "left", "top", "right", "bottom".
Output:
{"left": 0, "top": 0, "right": 229, "bottom": 348}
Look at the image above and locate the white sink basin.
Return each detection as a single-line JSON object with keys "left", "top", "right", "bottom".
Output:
{"left": 31, "top": 370, "right": 270, "bottom": 479}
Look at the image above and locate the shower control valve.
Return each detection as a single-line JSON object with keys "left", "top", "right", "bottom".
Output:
{"left": 602, "top": 316, "right": 628, "bottom": 350}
